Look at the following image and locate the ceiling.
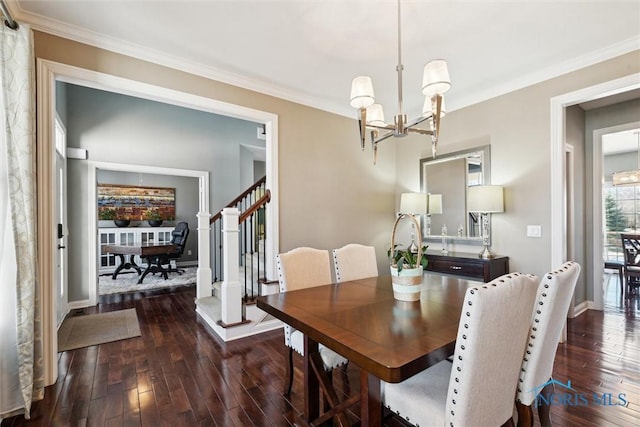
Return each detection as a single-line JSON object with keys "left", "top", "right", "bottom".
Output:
{"left": 6, "top": 1, "right": 640, "bottom": 121}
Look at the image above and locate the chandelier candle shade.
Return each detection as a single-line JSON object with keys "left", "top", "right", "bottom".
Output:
{"left": 350, "top": 0, "right": 451, "bottom": 164}
{"left": 467, "top": 185, "right": 504, "bottom": 259}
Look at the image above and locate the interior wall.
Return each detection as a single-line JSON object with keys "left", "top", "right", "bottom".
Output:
{"left": 565, "top": 105, "right": 586, "bottom": 304}
{"left": 397, "top": 50, "right": 640, "bottom": 282}
{"left": 35, "top": 31, "right": 397, "bottom": 280}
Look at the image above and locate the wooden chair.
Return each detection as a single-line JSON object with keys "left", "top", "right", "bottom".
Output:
{"left": 332, "top": 243, "right": 378, "bottom": 283}
{"left": 277, "top": 247, "right": 349, "bottom": 397}
{"left": 515, "top": 261, "right": 581, "bottom": 427}
{"left": 621, "top": 233, "right": 640, "bottom": 298}
{"left": 381, "top": 273, "right": 539, "bottom": 427}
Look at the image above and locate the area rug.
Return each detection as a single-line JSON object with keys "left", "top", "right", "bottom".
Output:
{"left": 57, "top": 309, "right": 141, "bottom": 351}
{"left": 99, "top": 267, "right": 197, "bottom": 295}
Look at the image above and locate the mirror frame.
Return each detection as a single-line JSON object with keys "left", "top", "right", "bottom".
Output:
{"left": 420, "top": 144, "right": 491, "bottom": 246}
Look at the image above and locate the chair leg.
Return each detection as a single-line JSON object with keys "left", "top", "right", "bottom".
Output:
{"left": 341, "top": 363, "right": 350, "bottom": 396}
{"left": 516, "top": 401, "right": 533, "bottom": 427}
{"left": 284, "top": 347, "right": 294, "bottom": 396}
{"left": 538, "top": 383, "right": 553, "bottom": 427}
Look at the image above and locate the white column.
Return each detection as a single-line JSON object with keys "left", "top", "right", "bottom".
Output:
{"left": 196, "top": 211, "right": 212, "bottom": 300}
{"left": 221, "top": 207, "right": 242, "bottom": 325}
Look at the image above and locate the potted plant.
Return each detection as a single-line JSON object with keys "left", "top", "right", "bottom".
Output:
{"left": 388, "top": 214, "right": 428, "bottom": 301}
{"left": 98, "top": 207, "right": 116, "bottom": 221}
{"left": 144, "top": 209, "right": 163, "bottom": 227}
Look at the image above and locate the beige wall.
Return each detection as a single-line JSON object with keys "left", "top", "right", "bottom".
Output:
{"left": 34, "top": 31, "right": 640, "bottom": 291}
{"left": 397, "top": 50, "right": 640, "bottom": 286}
{"left": 34, "top": 31, "right": 397, "bottom": 277}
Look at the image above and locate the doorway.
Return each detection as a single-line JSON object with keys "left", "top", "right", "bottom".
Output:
{"left": 37, "top": 59, "right": 280, "bottom": 385}
{"left": 551, "top": 73, "right": 640, "bottom": 314}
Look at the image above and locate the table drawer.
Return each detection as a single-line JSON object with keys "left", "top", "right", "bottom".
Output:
{"left": 428, "top": 258, "right": 484, "bottom": 279}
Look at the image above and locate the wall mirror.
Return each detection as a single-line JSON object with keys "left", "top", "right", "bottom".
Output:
{"left": 420, "top": 144, "right": 491, "bottom": 246}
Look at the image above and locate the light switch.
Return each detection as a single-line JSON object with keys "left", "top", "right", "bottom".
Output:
{"left": 527, "top": 225, "right": 542, "bottom": 238}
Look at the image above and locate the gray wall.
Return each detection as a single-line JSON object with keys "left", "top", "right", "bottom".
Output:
{"left": 566, "top": 105, "right": 586, "bottom": 304}
{"left": 63, "top": 83, "right": 264, "bottom": 301}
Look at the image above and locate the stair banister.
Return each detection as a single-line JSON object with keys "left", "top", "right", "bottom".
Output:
{"left": 196, "top": 212, "right": 213, "bottom": 300}
{"left": 221, "top": 207, "right": 242, "bottom": 325}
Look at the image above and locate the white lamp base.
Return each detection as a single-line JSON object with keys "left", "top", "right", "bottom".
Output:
{"left": 478, "top": 245, "right": 496, "bottom": 259}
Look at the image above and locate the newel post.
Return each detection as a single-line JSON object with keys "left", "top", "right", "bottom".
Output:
{"left": 196, "top": 211, "right": 212, "bottom": 300}
{"left": 221, "top": 207, "right": 242, "bottom": 325}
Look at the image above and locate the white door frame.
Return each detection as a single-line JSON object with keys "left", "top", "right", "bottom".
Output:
{"left": 54, "top": 115, "right": 69, "bottom": 328}
{"left": 88, "top": 162, "right": 210, "bottom": 306}
{"left": 550, "top": 73, "right": 640, "bottom": 311}
{"left": 37, "top": 58, "right": 280, "bottom": 386}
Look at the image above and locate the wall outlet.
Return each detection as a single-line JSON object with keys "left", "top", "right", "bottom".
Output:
{"left": 527, "top": 225, "right": 542, "bottom": 238}
{"left": 187, "top": 250, "right": 192, "bottom": 255}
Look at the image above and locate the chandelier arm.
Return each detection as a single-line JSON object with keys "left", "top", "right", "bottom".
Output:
{"left": 366, "top": 123, "right": 396, "bottom": 131}
{"left": 406, "top": 127, "right": 435, "bottom": 136}
{"left": 371, "top": 130, "right": 396, "bottom": 146}
{"left": 406, "top": 115, "right": 431, "bottom": 129}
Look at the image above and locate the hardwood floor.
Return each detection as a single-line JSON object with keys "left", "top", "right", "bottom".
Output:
{"left": 2, "top": 277, "right": 638, "bottom": 427}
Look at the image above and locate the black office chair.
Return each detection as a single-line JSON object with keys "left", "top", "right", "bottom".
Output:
{"left": 159, "top": 222, "right": 190, "bottom": 275}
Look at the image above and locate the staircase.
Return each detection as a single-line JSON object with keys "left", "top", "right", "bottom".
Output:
{"left": 195, "top": 177, "right": 281, "bottom": 341}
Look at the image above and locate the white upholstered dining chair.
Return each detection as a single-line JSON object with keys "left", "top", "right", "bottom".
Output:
{"left": 332, "top": 243, "right": 378, "bottom": 283}
{"left": 516, "top": 261, "right": 581, "bottom": 427}
{"left": 277, "top": 247, "right": 349, "bottom": 396}
{"left": 381, "top": 273, "right": 539, "bottom": 427}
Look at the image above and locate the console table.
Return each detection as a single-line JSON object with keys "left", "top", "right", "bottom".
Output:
{"left": 424, "top": 250, "right": 509, "bottom": 283}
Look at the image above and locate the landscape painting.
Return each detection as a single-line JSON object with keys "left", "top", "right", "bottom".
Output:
{"left": 97, "top": 184, "right": 175, "bottom": 220}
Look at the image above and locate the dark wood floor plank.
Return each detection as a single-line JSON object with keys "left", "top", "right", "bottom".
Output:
{"left": 3, "top": 281, "right": 638, "bottom": 427}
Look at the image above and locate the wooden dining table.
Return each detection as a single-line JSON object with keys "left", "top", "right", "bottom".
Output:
{"left": 256, "top": 273, "right": 477, "bottom": 426}
{"left": 103, "top": 243, "right": 177, "bottom": 284}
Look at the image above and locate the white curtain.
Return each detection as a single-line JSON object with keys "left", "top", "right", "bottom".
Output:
{"left": 0, "top": 22, "right": 43, "bottom": 419}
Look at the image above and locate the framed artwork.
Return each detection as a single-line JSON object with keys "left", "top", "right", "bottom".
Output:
{"left": 97, "top": 184, "right": 175, "bottom": 220}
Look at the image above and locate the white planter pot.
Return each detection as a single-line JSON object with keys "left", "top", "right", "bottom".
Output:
{"left": 390, "top": 266, "right": 423, "bottom": 301}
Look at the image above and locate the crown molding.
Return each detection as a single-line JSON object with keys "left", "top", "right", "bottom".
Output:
{"left": 449, "top": 36, "right": 640, "bottom": 112}
{"left": 13, "top": 3, "right": 640, "bottom": 119}
{"left": 14, "top": 3, "right": 349, "bottom": 117}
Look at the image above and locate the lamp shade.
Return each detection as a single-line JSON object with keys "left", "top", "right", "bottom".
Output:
{"left": 467, "top": 185, "right": 504, "bottom": 213}
{"left": 366, "top": 103, "right": 386, "bottom": 127}
{"left": 350, "top": 76, "right": 375, "bottom": 109}
{"left": 400, "top": 193, "right": 427, "bottom": 215}
{"left": 427, "top": 194, "right": 443, "bottom": 214}
{"left": 422, "top": 59, "right": 451, "bottom": 97}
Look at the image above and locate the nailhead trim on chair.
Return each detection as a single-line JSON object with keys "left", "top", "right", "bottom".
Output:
{"left": 516, "top": 262, "right": 575, "bottom": 400}
{"left": 385, "top": 272, "right": 536, "bottom": 427}
{"left": 447, "top": 273, "right": 532, "bottom": 427}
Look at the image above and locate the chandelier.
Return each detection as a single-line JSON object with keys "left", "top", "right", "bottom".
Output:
{"left": 612, "top": 131, "right": 640, "bottom": 186}
{"left": 349, "top": 0, "right": 451, "bottom": 164}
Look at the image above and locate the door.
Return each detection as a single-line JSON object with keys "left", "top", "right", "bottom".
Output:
{"left": 54, "top": 116, "right": 68, "bottom": 327}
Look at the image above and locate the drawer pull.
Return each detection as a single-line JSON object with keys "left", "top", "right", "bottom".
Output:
{"left": 451, "top": 266, "right": 462, "bottom": 270}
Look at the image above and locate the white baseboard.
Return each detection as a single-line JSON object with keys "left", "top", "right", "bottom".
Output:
{"left": 68, "top": 299, "right": 93, "bottom": 310}
{"left": 569, "top": 300, "right": 595, "bottom": 318}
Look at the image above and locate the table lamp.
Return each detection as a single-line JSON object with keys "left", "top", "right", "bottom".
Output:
{"left": 467, "top": 185, "right": 504, "bottom": 259}
{"left": 399, "top": 193, "right": 427, "bottom": 253}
